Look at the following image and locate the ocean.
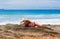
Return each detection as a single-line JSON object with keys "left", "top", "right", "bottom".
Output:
{"left": 0, "top": 10, "right": 60, "bottom": 15}
{"left": 0, "top": 10, "right": 60, "bottom": 25}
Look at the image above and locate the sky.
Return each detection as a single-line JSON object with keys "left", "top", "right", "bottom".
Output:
{"left": 0, "top": 0, "right": 60, "bottom": 9}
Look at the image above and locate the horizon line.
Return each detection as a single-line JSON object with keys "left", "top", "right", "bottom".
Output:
{"left": 0, "top": 9, "right": 60, "bottom": 10}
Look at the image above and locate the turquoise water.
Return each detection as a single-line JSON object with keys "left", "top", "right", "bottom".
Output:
{"left": 0, "top": 10, "right": 60, "bottom": 15}
{"left": 0, "top": 10, "right": 60, "bottom": 25}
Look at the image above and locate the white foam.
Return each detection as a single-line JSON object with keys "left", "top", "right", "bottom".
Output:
{"left": 0, "top": 19, "right": 60, "bottom": 25}
{"left": 0, "top": 14, "right": 60, "bottom": 25}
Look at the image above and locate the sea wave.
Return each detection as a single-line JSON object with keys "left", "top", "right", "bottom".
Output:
{"left": 0, "top": 14, "right": 60, "bottom": 25}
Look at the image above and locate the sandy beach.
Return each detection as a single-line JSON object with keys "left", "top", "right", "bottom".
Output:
{"left": 0, "top": 24, "right": 60, "bottom": 39}
{"left": 0, "top": 0, "right": 60, "bottom": 39}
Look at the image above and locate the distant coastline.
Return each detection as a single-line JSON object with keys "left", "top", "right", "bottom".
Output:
{"left": 0, "top": 9, "right": 4, "bottom": 10}
{"left": 0, "top": 9, "right": 60, "bottom": 10}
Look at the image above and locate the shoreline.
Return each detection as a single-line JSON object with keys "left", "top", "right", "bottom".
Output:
{"left": 0, "top": 23, "right": 60, "bottom": 25}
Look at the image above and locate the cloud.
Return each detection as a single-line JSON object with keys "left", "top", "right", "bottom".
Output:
{"left": 0, "top": 0, "right": 60, "bottom": 9}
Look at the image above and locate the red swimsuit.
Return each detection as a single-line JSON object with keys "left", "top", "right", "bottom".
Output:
{"left": 25, "top": 20, "right": 31, "bottom": 27}
{"left": 33, "top": 22, "right": 37, "bottom": 27}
